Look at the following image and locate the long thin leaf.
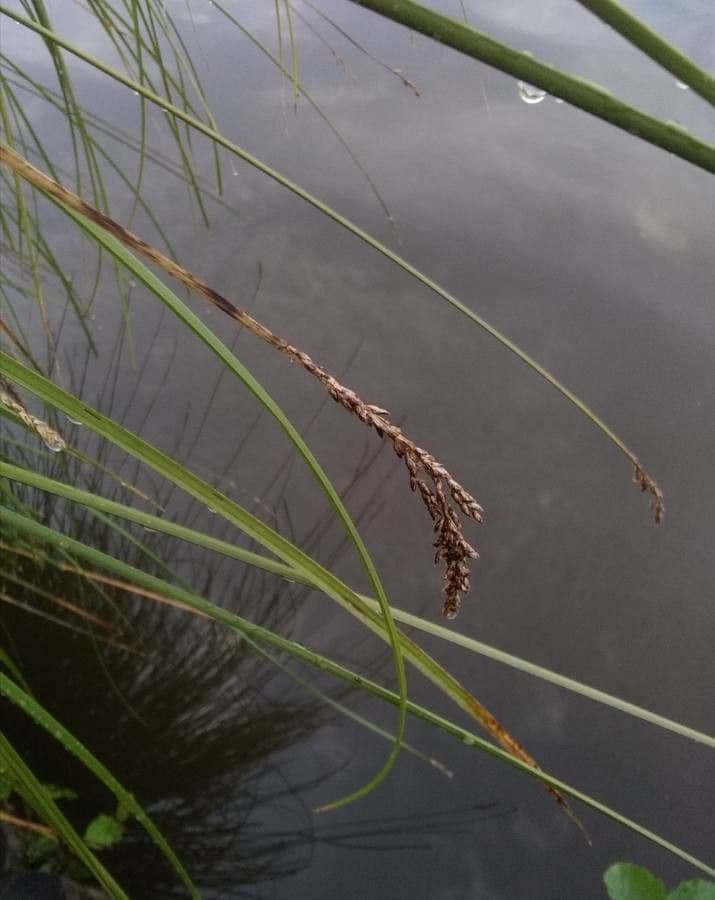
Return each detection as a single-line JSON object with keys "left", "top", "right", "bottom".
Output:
{"left": 0, "top": 352, "right": 542, "bottom": 796}
{"left": 2, "top": 461, "right": 711, "bottom": 751}
{"left": 0, "top": 144, "right": 408, "bottom": 812}
{"left": 0, "top": 671, "right": 200, "bottom": 898}
{"left": 1, "top": 505, "right": 713, "bottom": 878}
{"left": 344, "top": 0, "right": 715, "bottom": 170}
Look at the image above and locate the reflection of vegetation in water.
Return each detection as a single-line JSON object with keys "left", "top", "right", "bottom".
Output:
{"left": 1, "top": 1, "right": 714, "bottom": 895}
{"left": 0, "top": 335, "right": 311, "bottom": 891}
{"left": 2, "top": 568, "right": 324, "bottom": 893}
{"left": 1, "top": 346, "right": 329, "bottom": 893}
{"left": 0, "top": 358, "right": 511, "bottom": 896}
{"left": 2, "top": 590, "right": 508, "bottom": 896}
{"left": 1, "top": 332, "right": 478, "bottom": 895}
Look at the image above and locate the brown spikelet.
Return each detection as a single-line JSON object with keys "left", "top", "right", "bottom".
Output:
{"left": 0, "top": 145, "right": 482, "bottom": 618}
{"left": 294, "top": 357, "right": 483, "bottom": 618}
{"left": 633, "top": 463, "right": 665, "bottom": 525}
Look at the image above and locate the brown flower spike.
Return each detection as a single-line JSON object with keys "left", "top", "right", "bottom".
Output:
{"left": 298, "top": 365, "right": 483, "bottom": 618}
{"left": 0, "top": 145, "right": 484, "bottom": 618}
{"left": 0, "top": 144, "right": 663, "bottom": 624}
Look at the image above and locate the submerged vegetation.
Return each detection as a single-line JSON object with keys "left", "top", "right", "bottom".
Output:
{"left": 0, "top": 0, "right": 713, "bottom": 895}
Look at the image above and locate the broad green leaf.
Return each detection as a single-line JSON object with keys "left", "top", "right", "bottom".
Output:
{"left": 670, "top": 882, "right": 715, "bottom": 900}
{"left": 84, "top": 814, "right": 124, "bottom": 850}
{"left": 604, "top": 863, "right": 668, "bottom": 900}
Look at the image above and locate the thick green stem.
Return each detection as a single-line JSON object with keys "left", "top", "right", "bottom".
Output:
{"left": 575, "top": 0, "right": 715, "bottom": 106}
{"left": 346, "top": 0, "right": 715, "bottom": 173}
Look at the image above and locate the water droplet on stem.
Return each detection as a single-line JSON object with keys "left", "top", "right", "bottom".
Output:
{"left": 518, "top": 81, "right": 547, "bottom": 105}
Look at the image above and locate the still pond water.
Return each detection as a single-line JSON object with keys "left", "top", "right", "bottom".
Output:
{"left": 1, "top": 1, "right": 714, "bottom": 897}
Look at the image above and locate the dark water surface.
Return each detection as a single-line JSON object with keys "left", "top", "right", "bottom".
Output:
{"left": 2, "top": 1, "right": 714, "bottom": 898}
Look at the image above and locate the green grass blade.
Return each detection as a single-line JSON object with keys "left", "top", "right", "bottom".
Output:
{"left": 0, "top": 342, "right": 406, "bottom": 809}
{"left": 1, "top": 505, "right": 713, "bottom": 877}
{"left": 0, "top": 353, "right": 544, "bottom": 786}
{"left": 210, "top": 0, "right": 396, "bottom": 227}
{"left": 361, "top": 600, "right": 715, "bottom": 750}
{"left": 283, "top": 0, "right": 299, "bottom": 108}
{"left": 237, "top": 630, "right": 453, "bottom": 779}
{"left": 0, "top": 647, "right": 30, "bottom": 691}
{"left": 2, "top": 153, "right": 408, "bottom": 811}
{"left": 3, "top": 460, "right": 710, "bottom": 751}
